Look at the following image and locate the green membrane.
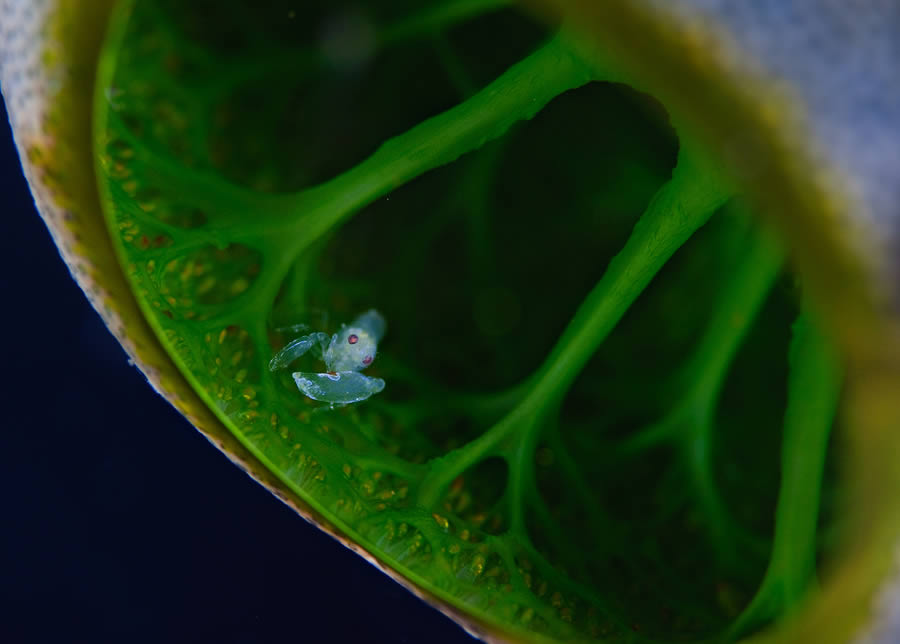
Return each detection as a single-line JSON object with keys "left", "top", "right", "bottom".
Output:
{"left": 94, "top": 0, "right": 843, "bottom": 640}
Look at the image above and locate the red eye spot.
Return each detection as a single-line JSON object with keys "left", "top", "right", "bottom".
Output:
{"left": 348, "top": 334, "right": 359, "bottom": 345}
{"left": 362, "top": 356, "right": 373, "bottom": 365}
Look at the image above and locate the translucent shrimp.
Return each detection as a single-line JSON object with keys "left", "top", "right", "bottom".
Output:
{"left": 268, "top": 309, "right": 386, "bottom": 405}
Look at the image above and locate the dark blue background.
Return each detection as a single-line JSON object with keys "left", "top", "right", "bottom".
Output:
{"left": 0, "top": 97, "right": 473, "bottom": 643}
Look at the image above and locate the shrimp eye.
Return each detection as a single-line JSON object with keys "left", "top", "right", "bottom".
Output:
{"left": 348, "top": 334, "right": 359, "bottom": 345}
{"left": 362, "top": 356, "right": 373, "bottom": 365}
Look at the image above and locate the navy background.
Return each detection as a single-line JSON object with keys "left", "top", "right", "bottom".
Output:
{"left": 0, "top": 97, "right": 472, "bottom": 643}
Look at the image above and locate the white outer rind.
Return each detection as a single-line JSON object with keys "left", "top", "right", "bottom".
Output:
{"left": 639, "top": 0, "right": 900, "bottom": 291}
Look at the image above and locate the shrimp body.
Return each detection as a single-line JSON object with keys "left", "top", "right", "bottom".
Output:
{"left": 269, "top": 310, "right": 386, "bottom": 405}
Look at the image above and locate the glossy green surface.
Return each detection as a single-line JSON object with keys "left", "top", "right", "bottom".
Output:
{"left": 94, "top": 1, "right": 841, "bottom": 640}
